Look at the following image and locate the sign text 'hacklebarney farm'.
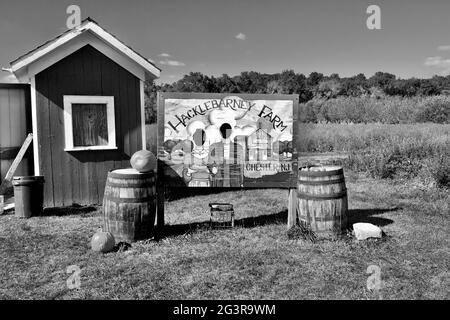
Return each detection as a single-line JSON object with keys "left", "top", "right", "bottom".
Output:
{"left": 159, "top": 94, "right": 297, "bottom": 188}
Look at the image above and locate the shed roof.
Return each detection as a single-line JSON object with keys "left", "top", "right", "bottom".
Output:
{"left": 11, "top": 17, "right": 161, "bottom": 82}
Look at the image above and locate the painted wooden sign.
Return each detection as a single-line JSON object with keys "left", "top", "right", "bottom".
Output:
{"left": 157, "top": 93, "right": 299, "bottom": 188}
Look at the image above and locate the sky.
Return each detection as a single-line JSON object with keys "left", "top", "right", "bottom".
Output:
{"left": 1, "top": 0, "right": 450, "bottom": 84}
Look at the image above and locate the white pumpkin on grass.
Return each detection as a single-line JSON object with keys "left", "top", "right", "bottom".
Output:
{"left": 91, "top": 230, "right": 115, "bottom": 253}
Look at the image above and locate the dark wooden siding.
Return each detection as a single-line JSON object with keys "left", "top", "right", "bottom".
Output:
{"left": 0, "top": 84, "right": 33, "bottom": 187}
{"left": 35, "top": 45, "right": 142, "bottom": 207}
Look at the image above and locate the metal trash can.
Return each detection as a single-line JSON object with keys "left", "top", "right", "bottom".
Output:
{"left": 12, "top": 176, "right": 45, "bottom": 218}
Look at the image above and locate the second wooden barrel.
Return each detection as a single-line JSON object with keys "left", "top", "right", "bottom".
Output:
{"left": 297, "top": 166, "right": 348, "bottom": 236}
{"left": 103, "top": 168, "right": 156, "bottom": 243}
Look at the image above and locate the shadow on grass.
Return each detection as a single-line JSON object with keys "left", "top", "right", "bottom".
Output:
{"left": 41, "top": 204, "right": 98, "bottom": 217}
{"left": 165, "top": 187, "right": 283, "bottom": 201}
{"left": 348, "top": 207, "right": 399, "bottom": 227}
{"left": 163, "top": 209, "right": 288, "bottom": 238}
{"left": 162, "top": 207, "right": 399, "bottom": 239}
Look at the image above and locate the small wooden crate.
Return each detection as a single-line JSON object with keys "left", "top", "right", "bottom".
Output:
{"left": 209, "top": 203, "right": 234, "bottom": 228}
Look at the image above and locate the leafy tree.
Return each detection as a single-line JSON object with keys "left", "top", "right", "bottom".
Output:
{"left": 369, "top": 72, "right": 396, "bottom": 90}
{"left": 144, "top": 70, "right": 450, "bottom": 124}
{"left": 317, "top": 79, "right": 343, "bottom": 99}
{"left": 307, "top": 72, "right": 324, "bottom": 87}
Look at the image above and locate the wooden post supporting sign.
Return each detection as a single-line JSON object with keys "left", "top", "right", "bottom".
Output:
{"left": 287, "top": 188, "right": 298, "bottom": 229}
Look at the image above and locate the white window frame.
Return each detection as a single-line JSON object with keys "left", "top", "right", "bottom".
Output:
{"left": 63, "top": 95, "right": 117, "bottom": 151}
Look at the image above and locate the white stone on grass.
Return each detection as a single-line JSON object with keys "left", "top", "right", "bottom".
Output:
{"left": 353, "top": 223, "right": 382, "bottom": 240}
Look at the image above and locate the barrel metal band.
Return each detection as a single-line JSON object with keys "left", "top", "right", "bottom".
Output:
{"left": 297, "top": 189, "right": 347, "bottom": 200}
{"left": 299, "top": 169, "right": 343, "bottom": 177}
{"left": 104, "top": 196, "right": 155, "bottom": 203}
{"left": 298, "top": 178, "right": 346, "bottom": 186}
{"left": 106, "top": 182, "right": 154, "bottom": 188}
{"left": 108, "top": 171, "right": 155, "bottom": 179}
{"left": 298, "top": 215, "right": 347, "bottom": 222}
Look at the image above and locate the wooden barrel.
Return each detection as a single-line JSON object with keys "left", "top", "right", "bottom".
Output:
{"left": 297, "top": 165, "right": 348, "bottom": 236}
{"left": 103, "top": 168, "right": 156, "bottom": 243}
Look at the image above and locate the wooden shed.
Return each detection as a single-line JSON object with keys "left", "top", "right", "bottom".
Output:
{"left": 10, "top": 18, "right": 160, "bottom": 207}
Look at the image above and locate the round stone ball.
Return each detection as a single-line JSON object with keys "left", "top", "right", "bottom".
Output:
{"left": 130, "top": 150, "right": 157, "bottom": 173}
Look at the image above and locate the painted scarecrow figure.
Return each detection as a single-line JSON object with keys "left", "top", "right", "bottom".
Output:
{"left": 182, "top": 128, "right": 214, "bottom": 187}
{"left": 208, "top": 123, "right": 245, "bottom": 187}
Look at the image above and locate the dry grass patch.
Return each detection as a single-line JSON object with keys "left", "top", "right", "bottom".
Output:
{"left": 0, "top": 172, "right": 448, "bottom": 299}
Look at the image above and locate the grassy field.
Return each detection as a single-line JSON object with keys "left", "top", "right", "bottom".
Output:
{"left": 149, "top": 122, "right": 449, "bottom": 186}
{"left": 298, "top": 123, "right": 450, "bottom": 187}
{"left": 1, "top": 171, "right": 448, "bottom": 300}
{"left": 297, "top": 123, "right": 450, "bottom": 153}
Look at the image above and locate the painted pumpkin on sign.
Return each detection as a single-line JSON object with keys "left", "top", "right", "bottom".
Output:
{"left": 130, "top": 150, "right": 157, "bottom": 173}
{"left": 91, "top": 231, "right": 115, "bottom": 253}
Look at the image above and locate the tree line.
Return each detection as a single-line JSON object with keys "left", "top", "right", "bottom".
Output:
{"left": 144, "top": 70, "right": 450, "bottom": 123}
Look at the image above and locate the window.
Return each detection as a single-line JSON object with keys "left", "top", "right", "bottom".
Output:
{"left": 63, "top": 95, "right": 117, "bottom": 151}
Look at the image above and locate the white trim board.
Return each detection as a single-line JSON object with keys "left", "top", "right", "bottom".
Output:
{"left": 14, "top": 32, "right": 147, "bottom": 82}
{"left": 63, "top": 95, "right": 117, "bottom": 151}
{"left": 30, "top": 76, "right": 40, "bottom": 176}
{"left": 11, "top": 20, "right": 160, "bottom": 82}
{"left": 140, "top": 80, "right": 147, "bottom": 150}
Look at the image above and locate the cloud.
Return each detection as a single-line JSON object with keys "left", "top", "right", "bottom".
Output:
{"left": 159, "top": 59, "right": 186, "bottom": 67}
{"left": 437, "top": 45, "right": 450, "bottom": 51}
{"left": 158, "top": 53, "right": 172, "bottom": 57}
{"left": 235, "top": 32, "right": 246, "bottom": 40}
{"left": 424, "top": 56, "right": 450, "bottom": 75}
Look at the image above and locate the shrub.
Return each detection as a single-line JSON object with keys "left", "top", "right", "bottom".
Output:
{"left": 428, "top": 154, "right": 450, "bottom": 188}
{"left": 415, "top": 99, "right": 450, "bottom": 124}
{"left": 301, "top": 123, "right": 450, "bottom": 182}
{"left": 298, "top": 95, "right": 450, "bottom": 124}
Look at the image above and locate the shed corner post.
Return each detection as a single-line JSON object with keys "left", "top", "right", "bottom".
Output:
{"left": 140, "top": 80, "right": 147, "bottom": 150}
{"left": 30, "top": 76, "right": 40, "bottom": 176}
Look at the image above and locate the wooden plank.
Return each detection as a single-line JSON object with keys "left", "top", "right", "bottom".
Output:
{"left": 90, "top": 47, "right": 105, "bottom": 204}
{"left": 0, "top": 88, "right": 11, "bottom": 181}
{"left": 119, "top": 67, "right": 131, "bottom": 158}
{"left": 155, "top": 177, "right": 165, "bottom": 240}
{"left": 82, "top": 46, "right": 99, "bottom": 204}
{"left": 127, "top": 72, "right": 137, "bottom": 156}
{"left": 287, "top": 188, "right": 298, "bottom": 229}
{"left": 129, "top": 75, "right": 140, "bottom": 153}
{"left": 9, "top": 87, "right": 28, "bottom": 177}
{"left": 155, "top": 92, "right": 165, "bottom": 239}
{"left": 47, "top": 66, "right": 64, "bottom": 206}
{"left": 98, "top": 50, "right": 116, "bottom": 202}
{"left": 0, "top": 84, "right": 32, "bottom": 180}
{"left": 112, "top": 62, "right": 124, "bottom": 171}
{"left": 8, "top": 88, "right": 23, "bottom": 146}
{"left": 72, "top": 104, "right": 108, "bottom": 146}
{"left": 0, "top": 133, "right": 33, "bottom": 194}
{"left": 36, "top": 71, "right": 55, "bottom": 207}
{"left": 56, "top": 54, "right": 74, "bottom": 206}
